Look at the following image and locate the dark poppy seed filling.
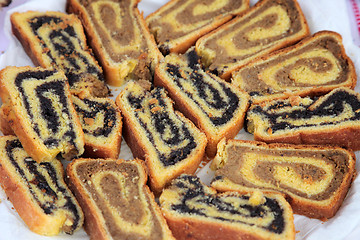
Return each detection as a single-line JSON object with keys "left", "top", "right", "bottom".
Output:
{"left": 28, "top": 16, "right": 104, "bottom": 87}
{"left": 11, "top": 11, "right": 109, "bottom": 98}
{"left": 155, "top": 48, "right": 249, "bottom": 157}
{"left": 14, "top": 70, "right": 78, "bottom": 149}
{"left": 117, "top": 81, "right": 206, "bottom": 192}
{"left": 127, "top": 87, "right": 197, "bottom": 166}
{"left": 73, "top": 98, "right": 117, "bottom": 137}
{"left": 164, "top": 49, "right": 240, "bottom": 126}
{"left": 4, "top": 138, "right": 82, "bottom": 234}
{"left": 166, "top": 175, "right": 285, "bottom": 234}
{"left": 248, "top": 88, "right": 360, "bottom": 133}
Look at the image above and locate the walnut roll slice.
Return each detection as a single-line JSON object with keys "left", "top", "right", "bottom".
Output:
{"left": 66, "top": 158, "right": 175, "bottom": 240}
{"left": 146, "top": 0, "right": 249, "bottom": 54}
{"left": 232, "top": 31, "right": 356, "bottom": 104}
{"left": 67, "top": 0, "right": 163, "bottom": 86}
{"left": 211, "top": 139, "right": 356, "bottom": 220}
{"left": 196, "top": 0, "right": 309, "bottom": 80}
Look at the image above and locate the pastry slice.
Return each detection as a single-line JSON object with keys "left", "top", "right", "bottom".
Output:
{"left": 66, "top": 158, "right": 175, "bottom": 240}
{"left": 0, "top": 136, "right": 83, "bottom": 235}
{"left": 232, "top": 31, "right": 356, "bottom": 103}
{"left": 146, "top": 0, "right": 249, "bottom": 54}
{"left": 71, "top": 95, "right": 122, "bottom": 159}
{"left": 115, "top": 81, "right": 207, "bottom": 193}
{"left": 0, "top": 104, "right": 14, "bottom": 135}
{"left": 67, "top": 0, "right": 163, "bottom": 86}
{"left": 246, "top": 87, "right": 360, "bottom": 150}
{"left": 10, "top": 11, "right": 109, "bottom": 97}
{"left": 211, "top": 139, "right": 356, "bottom": 220}
{"left": 0, "top": 66, "right": 85, "bottom": 162}
{"left": 154, "top": 48, "right": 249, "bottom": 157}
{"left": 160, "top": 174, "right": 295, "bottom": 240}
{"left": 196, "top": 0, "right": 309, "bottom": 80}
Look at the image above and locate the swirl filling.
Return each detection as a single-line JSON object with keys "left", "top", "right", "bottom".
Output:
{"left": 248, "top": 88, "right": 360, "bottom": 134}
{"left": 212, "top": 140, "right": 355, "bottom": 219}
{"left": 68, "top": 0, "right": 160, "bottom": 85}
{"left": 25, "top": 14, "right": 105, "bottom": 88}
{"left": 214, "top": 143, "right": 351, "bottom": 201}
{"left": 3, "top": 138, "right": 83, "bottom": 234}
{"left": 72, "top": 97, "right": 118, "bottom": 138}
{"left": 126, "top": 86, "right": 198, "bottom": 166}
{"left": 74, "top": 160, "right": 166, "bottom": 239}
{"left": 161, "top": 175, "right": 286, "bottom": 234}
{"left": 147, "top": 0, "right": 248, "bottom": 53}
{"left": 196, "top": 0, "right": 308, "bottom": 78}
{"left": 163, "top": 49, "right": 241, "bottom": 126}
{"left": 14, "top": 70, "right": 81, "bottom": 152}
{"left": 232, "top": 32, "right": 353, "bottom": 101}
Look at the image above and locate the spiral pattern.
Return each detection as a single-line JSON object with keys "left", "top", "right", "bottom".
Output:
{"left": 119, "top": 82, "right": 201, "bottom": 167}
{"left": 11, "top": 11, "right": 106, "bottom": 93}
{"left": 72, "top": 96, "right": 120, "bottom": 138}
{"left": 212, "top": 140, "right": 355, "bottom": 219}
{"left": 248, "top": 88, "right": 360, "bottom": 135}
{"left": 196, "top": 0, "right": 308, "bottom": 78}
{"left": 232, "top": 32, "right": 354, "bottom": 102}
{"left": 159, "top": 49, "right": 244, "bottom": 126}
{"left": 68, "top": 0, "right": 161, "bottom": 85}
{"left": 72, "top": 159, "right": 168, "bottom": 239}
{"left": 0, "top": 136, "right": 83, "bottom": 234}
{"left": 146, "top": 0, "right": 248, "bottom": 53}
{"left": 161, "top": 175, "right": 289, "bottom": 234}
{"left": 12, "top": 69, "right": 83, "bottom": 154}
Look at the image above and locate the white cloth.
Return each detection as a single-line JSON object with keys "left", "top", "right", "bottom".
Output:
{"left": 0, "top": 0, "right": 360, "bottom": 239}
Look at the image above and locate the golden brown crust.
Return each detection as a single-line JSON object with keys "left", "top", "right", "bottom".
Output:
{"left": 212, "top": 139, "right": 356, "bottom": 220}
{"left": 154, "top": 65, "right": 248, "bottom": 157}
{"left": 0, "top": 66, "right": 85, "bottom": 162}
{"left": 163, "top": 214, "right": 267, "bottom": 240}
{"left": 0, "top": 136, "right": 84, "bottom": 235}
{"left": 146, "top": 0, "right": 250, "bottom": 54}
{"left": 66, "top": 158, "right": 175, "bottom": 240}
{"left": 67, "top": 0, "right": 163, "bottom": 86}
{"left": 254, "top": 127, "right": 360, "bottom": 151}
{"left": 0, "top": 104, "right": 15, "bottom": 135}
{"left": 196, "top": 0, "right": 310, "bottom": 80}
{"left": 10, "top": 14, "right": 43, "bottom": 67}
{"left": 0, "top": 162, "right": 55, "bottom": 235}
{"left": 231, "top": 31, "right": 357, "bottom": 104}
{"left": 115, "top": 82, "right": 207, "bottom": 193}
